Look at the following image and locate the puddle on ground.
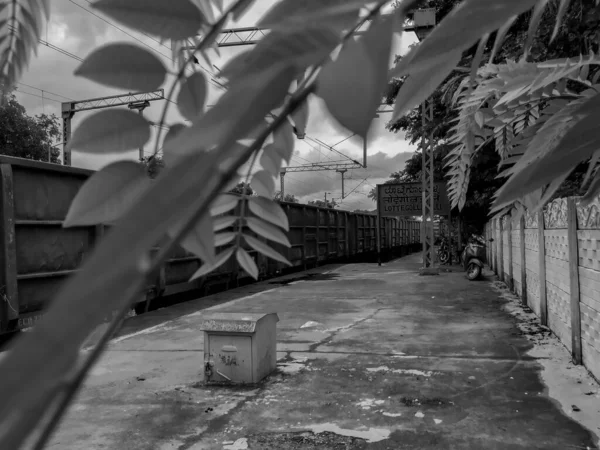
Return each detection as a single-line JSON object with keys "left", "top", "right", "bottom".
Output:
{"left": 269, "top": 273, "right": 340, "bottom": 285}
{"left": 304, "top": 423, "right": 391, "bottom": 443}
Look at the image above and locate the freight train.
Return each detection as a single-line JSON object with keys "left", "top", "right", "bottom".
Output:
{"left": 0, "top": 156, "right": 421, "bottom": 334}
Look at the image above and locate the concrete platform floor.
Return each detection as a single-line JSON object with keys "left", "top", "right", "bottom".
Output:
{"left": 49, "top": 254, "right": 600, "bottom": 449}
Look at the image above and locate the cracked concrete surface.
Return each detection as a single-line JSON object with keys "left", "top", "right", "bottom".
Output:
{"left": 49, "top": 255, "right": 600, "bottom": 449}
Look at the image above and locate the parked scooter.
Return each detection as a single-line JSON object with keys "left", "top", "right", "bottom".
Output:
{"left": 461, "top": 234, "right": 491, "bottom": 280}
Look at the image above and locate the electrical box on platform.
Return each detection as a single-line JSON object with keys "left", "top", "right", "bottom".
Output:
{"left": 199, "top": 312, "right": 279, "bottom": 384}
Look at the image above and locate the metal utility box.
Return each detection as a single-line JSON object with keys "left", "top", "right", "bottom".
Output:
{"left": 199, "top": 312, "right": 279, "bottom": 384}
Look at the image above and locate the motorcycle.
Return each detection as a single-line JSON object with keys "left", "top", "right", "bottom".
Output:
{"left": 437, "top": 235, "right": 451, "bottom": 265}
{"left": 461, "top": 234, "right": 491, "bottom": 281}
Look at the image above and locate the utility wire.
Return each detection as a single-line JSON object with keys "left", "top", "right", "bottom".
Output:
{"left": 17, "top": 82, "right": 74, "bottom": 101}
{"left": 14, "top": 89, "right": 62, "bottom": 103}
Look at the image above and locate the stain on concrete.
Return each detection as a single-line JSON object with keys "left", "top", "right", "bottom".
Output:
{"left": 49, "top": 257, "right": 600, "bottom": 449}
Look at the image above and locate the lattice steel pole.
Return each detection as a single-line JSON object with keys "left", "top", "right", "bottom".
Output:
{"left": 421, "top": 99, "right": 435, "bottom": 268}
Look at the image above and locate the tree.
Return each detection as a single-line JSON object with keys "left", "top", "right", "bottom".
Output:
{"left": 273, "top": 191, "right": 299, "bottom": 203}
{"left": 308, "top": 198, "right": 337, "bottom": 209}
{"left": 229, "top": 181, "right": 255, "bottom": 195}
{"left": 383, "top": 0, "right": 600, "bottom": 226}
{"left": 4, "top": 2, "right": 597, "bottom": 448}
{"left": 141, "top": 154, "right": 165, "bottom": 179}
{"left": 0, "top": 93, "right": 61, "bottom": 163}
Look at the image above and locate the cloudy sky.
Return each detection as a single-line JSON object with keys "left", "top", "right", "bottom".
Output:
{"left": 15, "top": 1, "right": 420, "bottom": 211}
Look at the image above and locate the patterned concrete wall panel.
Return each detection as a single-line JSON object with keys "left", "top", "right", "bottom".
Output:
{"left": 580, "top": 302, "right": 600, "bottom": 381}
{"left": 545, "top": 227, "right": 571, "bottom": 354}
{"left": 544, "top": 198, "right": 568, "bottom": 229}
{"left": 577, "top": 196, "right": 600, "bottom": 230}
{"left": 577, "top": 230, "right": 600, "bottom": 271}
{"left": 546, "top": 280, "right": 572, "bottom": 352}
{"left": 544, "top": 229, "right": 569, "bottom": 261}
{"left": 525, "top": 249, "right": 539, "bottom": 275}
{"left": 525, "top": 210, "right": 538, "bottom": 229}
{"left": 511, "top": 229, "right": 521, "bottom": 291}
{"left": 545, "top": 256, "right": 570, "bottom": 293}
{"left": 526, "top": 268, "right": 541, "bottom": 316}
{"left": 524, "top": 229, "right": 539, "bottom": 252}
{"left": 578, "top": 266, "right": 600, "bottom": 314}
{"left": 503, "top": 226, "right": 510, "bottom": 280}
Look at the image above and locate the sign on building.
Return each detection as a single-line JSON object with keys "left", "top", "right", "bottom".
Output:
{"left": 377, "top": 182, "right": 450, "bottom": 217}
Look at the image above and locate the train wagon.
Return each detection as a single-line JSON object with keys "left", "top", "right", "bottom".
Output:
{"left": 0, "top": 156, "right": 420, "bottom": 334}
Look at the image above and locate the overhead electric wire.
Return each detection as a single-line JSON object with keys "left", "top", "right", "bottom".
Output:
{"left": 7, "top": 24, "right": 83, "bottom": 62}
{"left": 17, "top": 83, "right": 74, "bottom": 101}
{"left": 71, "top": 0, "right": 226, "bottom": 93}
{"left": 68, "top": 0, "right": 174, "bottom": 62}
{"left": 14, "top": 89, "right": 63, "bottom": 103}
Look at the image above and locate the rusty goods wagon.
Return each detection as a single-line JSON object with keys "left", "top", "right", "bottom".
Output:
{"left": 0, "top": 156, "right": 421, "bottom": 334}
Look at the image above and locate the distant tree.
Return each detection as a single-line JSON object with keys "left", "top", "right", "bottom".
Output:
{"left": 0, "top": 93, "right": 61, "bottom": 163}
{"left": 308, "top": 199, "right": 337, "bottom": 209}
{"left": 353, "top": 209, "right": 376, "bottom": 215}
{"left": 229, "top": 181, "right": 255, "bottom": 196}
{"left": 273, "top": 191, "right": 299, "bottom": 203}
{"left": 141, "top": 155, "right": 165, "bottom": 179}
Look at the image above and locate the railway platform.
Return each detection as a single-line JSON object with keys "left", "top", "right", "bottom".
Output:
{"left": 49, "top": 254, "right": 599, "bottom": 449}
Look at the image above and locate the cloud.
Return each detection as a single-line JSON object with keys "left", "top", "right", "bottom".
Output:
{"left": 14, "top": 0, "right": 420, "bottom": 188}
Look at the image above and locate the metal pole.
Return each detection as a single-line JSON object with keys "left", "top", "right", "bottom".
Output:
{"left": 421, "top": 102, "right": 428, "bottom": 268}
{"left": 280, "top": 170, "right": 285, "bottom": 199}
{"left": 428, "top": 101, "right": 435, "bottom": 266}
{"left": 421, "top": 100, "right": 436, "bottom": 270}
{"left": 377, "top": 185, "right": 382, "bottom": 266}
{"left": 138, "top": 108, "right": 144, "bottom": 162}
{"left": 61, "top": 111, "right": 74, "bottom": 166}
{"left": 337, "top": 169, "right": 347, "bottom": 198}
{"left": 363, "top": 137, "right": 367, "bottom": 168}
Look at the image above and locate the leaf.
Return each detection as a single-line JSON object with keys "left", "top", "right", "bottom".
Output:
{"left": 246, "top": 217, "right": 291, "bottom": 247}
{"left": 391, "top": 49, "right": 462, "bottom": 122}
{"left": 64, "top": 161, "right": 150, "bottom": 227}
{"left": 523, "top": 0, "right": 549, "bottom": 60}
{"left": 92, "top": 0, "right": 205, "bottom": 40}
{"left": 470, "top": 33, "right": 490, "bottom": 86}
{"left": 494, "top": 94, "right": 600, "bottom": 208}
{"left": 190, "top": 247, "right": 234, "bottom": 281}
{"left": 164, "top": 65, "right": 296, "bottom": 159}
{"left": 215, "top": 232, "right": 237, "bottom": 247}
{"left": 272, "top": 121, "right": 295, "bottom": 164}
{"left": 259, "top": 0, "right": 368, "bottom": 31}
{"left": 489, "top": 15, "right": 518, "bottom": 63}
{"left": 317, "top": 14, "right": 395, "bottom": 138}
{"left": 252, "top": 170, "right": 276, "bottom": 198}
{"left": 177, "top": 72, "right": 207, "bottom": 121}
{"left": 236, "top": 248, "right": 259, "bottom": 279}
{"left": 220, "top": 27, "right": 339, "bottom": 81}
{"left": 291, "top": 100, "right": 309, "bottom": 139}
{"left": 213, "top": 215, "right": 237, "bottom": 231}
{"left": 581, "top": 168, "right": 600, "bottom": 206}
{"left": 0, "top": 0, "right": 48, "bottom": 96}
{"left": 210, "top": 194, "right": 241, "bottom": 216}
{"left": 232, "top": 0, "right": 256, "bottom": 20}
{"left": 163, "top": 123, "right": 189, "bottom": 166}
{"left": 243, "top": 234, "right": 291, "bottom": 265}
{"left": 260, "top": 145, "right": 283, "bottom": 174}
{"left": 68, "top": 109, "right": 151, "bottom": 154}
{"left": 551, "top": 0, "right": 572, "bottom": 43}
{"left": 75, "top": 43, "right": 167, "bottom": 91}
{"left": 248, "top": 196, "right": 289, "bottom": 231}
{"left": 394, "top": 0, "right": 537, "bottom": 77}
{"left": 171, "top": 213, "right": 215, "bottom": 264}
{"left": 0, "top": 147, "right": 231, "bottom": 450}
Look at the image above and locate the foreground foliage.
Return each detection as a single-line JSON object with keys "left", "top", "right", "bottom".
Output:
{"left": 0, "top": 0, "right": 597, "bottom": 449}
